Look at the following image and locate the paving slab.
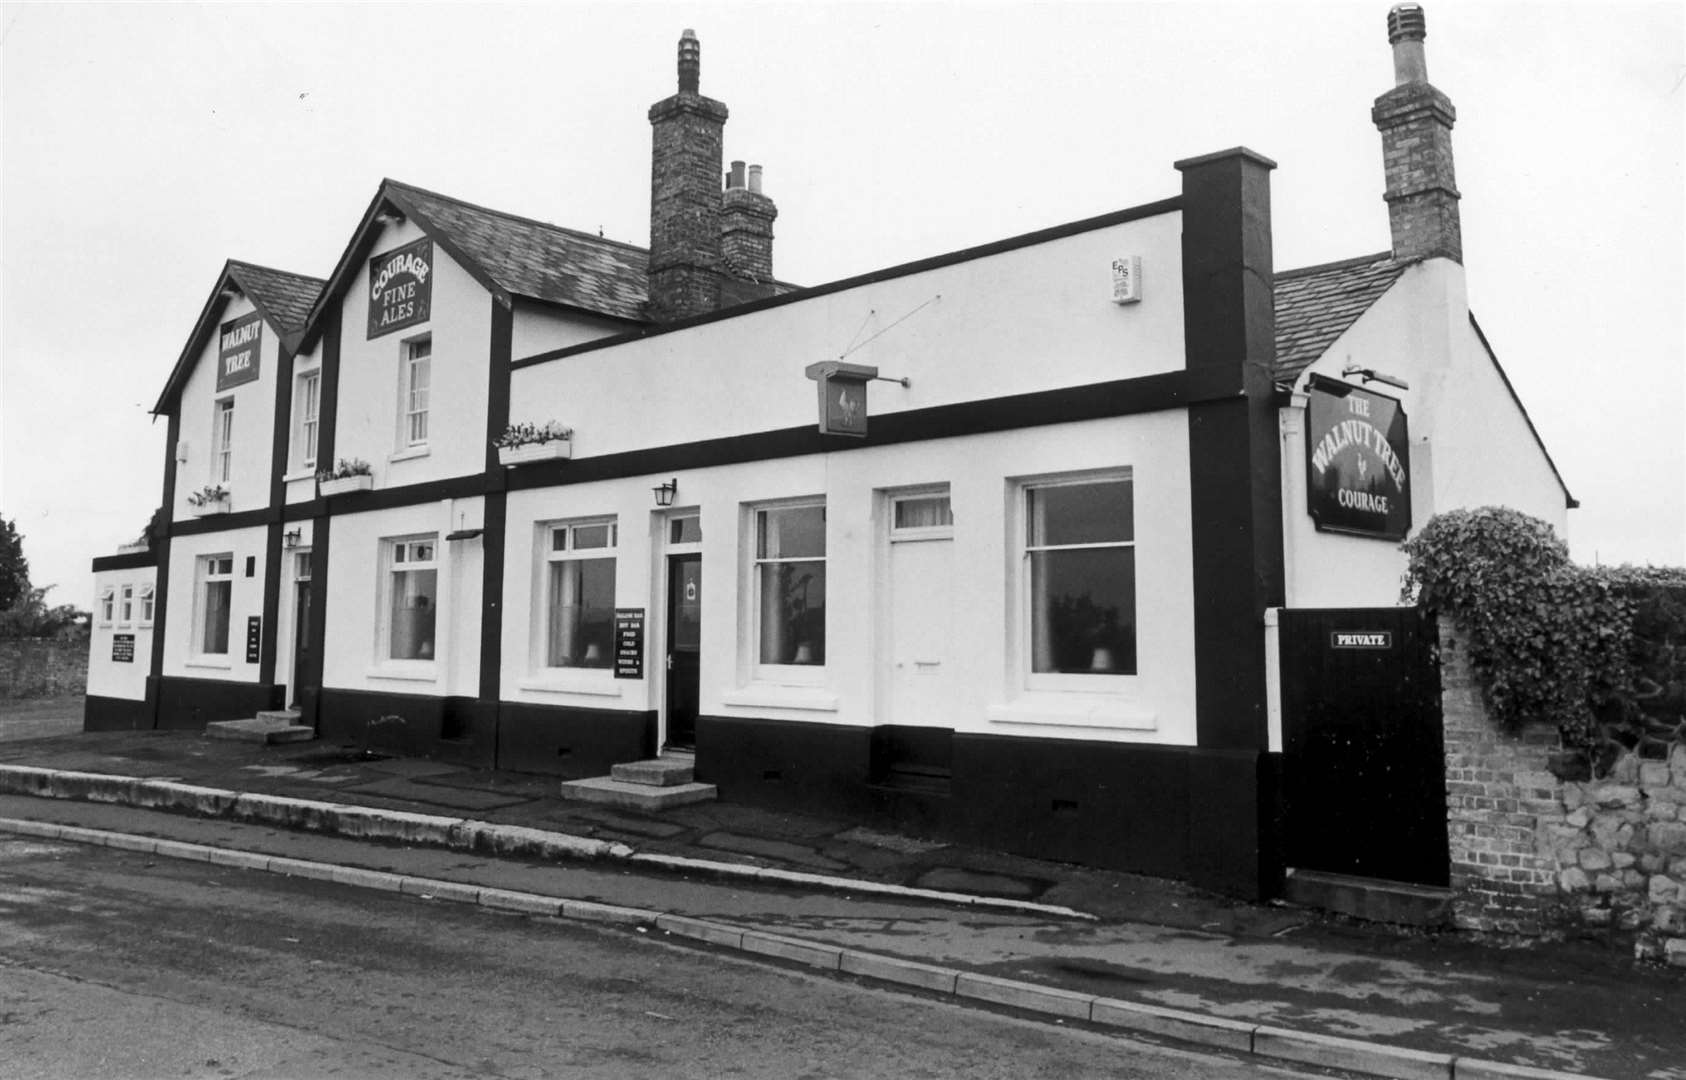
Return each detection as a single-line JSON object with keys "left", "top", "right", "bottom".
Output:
{"left": 348, "top": 776, "right": 532, "bottom": 811}
{"left": 697, "top": 830, "right": 848, "bottom": 871}
{"left": 914, "top": 866, "right": 1044, "bottom": 899}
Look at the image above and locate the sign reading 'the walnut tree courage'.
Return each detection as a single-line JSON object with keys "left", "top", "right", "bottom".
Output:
{"left": 367, "top": 238, "right": 433, "bottom": 339}
{"left": 1305, "top": 375, "right": 1412, "bottom": 541}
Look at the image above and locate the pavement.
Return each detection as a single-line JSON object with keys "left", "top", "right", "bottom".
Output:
{"left": 0, "top": 723, "right": 1681, "bottom": 1080}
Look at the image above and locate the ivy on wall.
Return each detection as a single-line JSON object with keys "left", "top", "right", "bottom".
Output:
{"left": 1399, "top": 508, "right": 1670, "bottom": 772}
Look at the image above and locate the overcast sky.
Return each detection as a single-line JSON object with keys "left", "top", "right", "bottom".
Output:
{"left": 2, "top": 1, "right": 1682, "bottom": 609}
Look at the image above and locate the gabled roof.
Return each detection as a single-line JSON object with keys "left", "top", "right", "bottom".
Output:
{"left": 1272, "top": 252, "right": 1404, "bottom": 383}
{"left": 298, "top": 179, "right": 650, "bottom": 350}
{"left": 152, "top": 260, "right": 325, "bottom": 416}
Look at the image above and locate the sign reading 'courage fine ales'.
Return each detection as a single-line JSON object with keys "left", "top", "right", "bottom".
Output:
{"left": 1304, "top": 375, "right": 1412, "bottom": 540}
{"left": 368, "top": 237, "right": 434, "bottom": 339}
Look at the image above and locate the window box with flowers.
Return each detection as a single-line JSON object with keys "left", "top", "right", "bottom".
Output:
{"left": 317, "top": 458, "right": 374, "bottom": 497}
{"left": 495, "top": 421, "right": 573, "bottom": 467}
{"left": 187, "top": 484, "right": 230, "bottom": 517}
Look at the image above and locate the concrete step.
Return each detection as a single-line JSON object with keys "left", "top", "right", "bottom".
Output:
{"left": 610, "top": 758, "right": 695, "bottom": 787}
{"left": 205, "top": 717, "right": 316, "bottom": 745}
{"left": 559, "top": 776, "right": 717, "bottom": 811}
{"left": 1283, "top": 868, "right": 1455, "bottom": 928}
{"left": 256, "top": 709, "right": 302, "bottom": 725}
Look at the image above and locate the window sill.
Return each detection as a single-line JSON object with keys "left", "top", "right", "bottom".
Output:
{"left": 365, "top": 664, "right": 437, "bottom": 684}
{"left": 282, "top": 468, "right": 316, "bottom": 483}
{"left": 985, "top": 697, "right": 1157, "bottom": 731}
{"left": 389, "top": 446, "right": 430, "bottom": 464}
{"left": 517, "top": 672, "right": 623, "bottom": 697}
{"left": 720, "top": 685, "right": 839, "bottom": 713}
{"left": 185, "top": 658, "right": 233, "bottom": 671}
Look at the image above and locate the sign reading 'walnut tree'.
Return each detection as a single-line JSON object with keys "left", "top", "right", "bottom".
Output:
{"left": 216, "top": 311, "right": 263, "bottom": 391}
{"left": 368, "top": 238, "right": 433, "bottom": 339}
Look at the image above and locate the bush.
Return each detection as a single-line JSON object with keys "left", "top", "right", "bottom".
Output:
{"left": 1400, "top": 507, "right": 1634, "bottom": 753}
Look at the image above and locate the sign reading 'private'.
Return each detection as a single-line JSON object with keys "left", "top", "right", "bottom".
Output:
{"left": 216, "top": 311, "right": 264, "bottom": 391}
{"left": 1305, "top": 376, "right": 1412, "bottom": 540}
{"left": 368, "top": 238, "right": 433, "bottom": 339}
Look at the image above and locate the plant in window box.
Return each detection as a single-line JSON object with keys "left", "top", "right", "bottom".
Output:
{"left": 186, "top": 484, "right": 230, "bottom": 516}
{"left": 316, "top": 458, "right": 374, "bottom": 497}
{"left": 494, "top": 421, "right": 573, "bottom": 466}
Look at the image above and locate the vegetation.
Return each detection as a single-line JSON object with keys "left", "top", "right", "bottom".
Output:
{"left": 0, "top": 514, "right": 87, "bottom": 639}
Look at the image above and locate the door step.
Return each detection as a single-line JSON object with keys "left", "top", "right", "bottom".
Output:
{"left": 1283, "top": 868, "right": 1455, "bottom": 928}
{"left": 610, "top": 756, "right": 695, "bottom": 787}
{"left": 205, "top": 710, "right": 315, "bottom": 745}
{"left": 558, "top": 775, "right": 716, "bottom": 811}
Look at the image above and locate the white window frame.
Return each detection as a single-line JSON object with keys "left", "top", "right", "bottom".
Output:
{"left": 294, "top": 367, "right": 321, "bottom": 471}
{"left": 212, "top": 397, "right": 235, "bottom": 484}
{"left": 1016, "top": 469, "right": 1137, "bottom": 694}
{"left": 193, "top": 554, "right": 235, "bottom": 663}
{"left": 747, "top": 499, "right": 828, "bottom": 687}
{"left": 536, "top": 517, "right": 618, "bottom": 674}
{"left": 98, "top": 588, "right": 115, "bottom": 627}
{"left": 139, "top": 584, "right": 155, "bottom": 627}
{"left": 118, "top": 584, "right": 134, "bottom": 627}
{"left": 888, "top": 488, "right": 955, "bottom": 543}
{"left": 400, "top": 336, "right": 431, "bottom": 450}
{"left": 377, "top": 534, "right": 439, "bottom": 673}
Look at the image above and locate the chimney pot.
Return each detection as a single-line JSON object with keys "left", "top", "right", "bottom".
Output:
{"left": 678, "top": 28, "right": 700, "bottom": 93}
{"left": 748, "top": 164, "right": 763, "bottom": 194}
{"left": 728, "top": 160, "right": 747, "bottom": 189}
{"left": 1387, "top": 4, "right": 1429, "bottom": 84}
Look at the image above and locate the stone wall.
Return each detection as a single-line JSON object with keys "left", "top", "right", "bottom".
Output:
{"left": 0, "top": 637, "right": 89, "bottom": 699}
{"left": 1441, "top": 623, "right": 1686, "bottom": 966}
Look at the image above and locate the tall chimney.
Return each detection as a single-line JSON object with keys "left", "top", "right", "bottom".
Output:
{"left": 721, "top": 161, "right": 778, "bottom": 285}
{"left": 1372, "top": 4, "right": 1462, "bottom": 264}
{"left": 648, "top": 29, "right": 729, "bottom": 321}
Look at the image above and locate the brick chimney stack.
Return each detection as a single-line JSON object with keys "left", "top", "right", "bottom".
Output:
{"left": 1372, "top": 4, "right": 1462, "bottom": 264}
{"left": 648, "top": 29, "right": 729, "bottom": 321}
{"left": 721, "top": 160, "right": 778, "bottom": 284}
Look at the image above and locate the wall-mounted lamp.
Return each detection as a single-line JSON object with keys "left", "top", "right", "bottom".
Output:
{"left": 283, "top": 528, "right": 303, "bottom": 550}
{"left": 1341, "top": 365, "right": 1411, "bottom": 392}
{"left": 652, "top": 478, "right": 679, "bottom": 508}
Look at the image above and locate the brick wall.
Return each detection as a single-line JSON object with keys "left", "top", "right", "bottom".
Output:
{"left": 0, "top": 638, "right": 89, "bottom": 699}
{"left": 1442, "top": 622, "right": 1686, "bottom": 965}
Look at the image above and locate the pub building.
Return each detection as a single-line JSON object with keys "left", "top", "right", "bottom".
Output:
{"left": 87, "top": 8, "right": 1572, "bottom": 898}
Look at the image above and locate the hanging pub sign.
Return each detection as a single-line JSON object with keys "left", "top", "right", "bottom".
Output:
{"left": 1305, "top": 374, "right": 1412, "bottom": 540}
{"left": 803, "top": 360, "right": 876, "bottom": 437}
{"left": 216, "top": 311, "right": 263, "bottom": 391}
{"left": 367, "top": 237, "right": 433, "bottom": 339}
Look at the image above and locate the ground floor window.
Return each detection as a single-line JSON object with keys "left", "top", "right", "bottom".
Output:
{"left": 542, "top": 518, "right": 616, "bottom": 668}
{"left": 197, "top": 555, "right": 234, "bottom": 656}
{"left": 754, "top": 502, "right": 827, "bottom": 669}
{"left": 139, "top": 584, "right": 155, "bottom": 626}
{"left": 384, "top": 536, "right": 437, "bottom": 661}
{"left": 1023, "top": 473, "right": 1136, "bottom": 679}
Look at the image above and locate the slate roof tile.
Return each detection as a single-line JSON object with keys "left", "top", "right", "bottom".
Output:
{"left": 227, "top": 261, "right": 324, "bottom": 342}
{"left": 1272, "top": 252, "right": 1403, "bottom": 383}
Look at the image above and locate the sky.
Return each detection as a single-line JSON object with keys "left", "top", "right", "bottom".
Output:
{"left": 2, "top": 0, "right": 1682, "bottom": 609}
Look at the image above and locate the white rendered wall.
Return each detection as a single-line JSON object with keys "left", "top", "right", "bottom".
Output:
{"left": 508, "top": 211, "right": 1186, "bottom": 457}
{"left": 331, "top": 219, "right": 492, "bottom": 489}
{"left": 1282, "top": 260, "right": 1572, "bottom": 608}
{"left": 170, "top": 295, "right": 279, "bottom": 522}
{"left": 162, "top": 525, "right": 268, "bottom": 682}
{"left": 319, "top": 499, "right": 483, "bottom": 697}
{"left": 88, "top": 565, "right": 156, "bottom": 701}
{"left": 500, "top": 409, "right": 1198, "bottom": 747}
{"left": 510, "top": 302, "right": 629, "bottom": 362}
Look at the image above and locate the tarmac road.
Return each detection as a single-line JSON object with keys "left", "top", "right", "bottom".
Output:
{"left": 0, "top": 835, "right": 1336, "bottom": 1080}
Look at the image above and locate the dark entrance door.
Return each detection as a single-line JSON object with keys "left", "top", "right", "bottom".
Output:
{"left": 665, "top": 554, "right": 701, "bottom": 748}
{"left": 290, "top": 580, "right": 312, "bottom": 708}
{"left": 1279, "top": 607, "right": 1447, "bottom": 886}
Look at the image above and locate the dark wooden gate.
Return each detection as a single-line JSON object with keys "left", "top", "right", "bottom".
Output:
{"left": 1279, "top": 607, "right": 1448, "bottom": 886}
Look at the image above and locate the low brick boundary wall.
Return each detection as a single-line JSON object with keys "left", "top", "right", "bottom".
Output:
{"left": 0, "top": 638, "right": 88, "bottom": 699}
{"left": 1441, "top": 623, "right": 1686, "bottom": 964}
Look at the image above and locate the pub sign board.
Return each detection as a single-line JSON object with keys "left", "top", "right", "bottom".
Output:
{"left": 368, "top": 237, "right": 434, "bottom": 339}
{"left": 216, "top": 311, "right": 263, "bottom": 392}
{"left": 1305, "top": 375, "right": 1412, "bottom": 540}
{"left": 803, "top": 360, "right": 875, "bottom": 438}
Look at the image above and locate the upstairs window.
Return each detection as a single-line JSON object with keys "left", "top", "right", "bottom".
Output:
{"left": 118, "top": 584, "right": 134, "bottom": 626}
{"left": 1023, "top": 474, "right": 1136, "bottom": 679}
{"left": 295, "top": 368, "right": 321, "bottom": 470}
{"left": 213, "top": 398, "right": 235, "bottom": 483}
{"left": 99, "top": 588, "right": 115, "bottom": 626}
{"left": 139, "top": 584, "right": 155, "bottom": 627}
{"left": 542, "top": 519, "right": 617, "bottom": 669}
{"left": 402, "top": 338, "right": 431, "bottom": 448}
